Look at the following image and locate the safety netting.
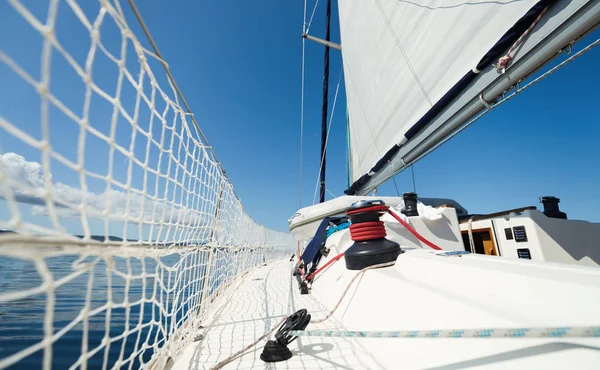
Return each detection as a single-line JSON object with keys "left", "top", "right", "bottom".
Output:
{"left": 0, "top": 0, "right": 295, "bottom": 368}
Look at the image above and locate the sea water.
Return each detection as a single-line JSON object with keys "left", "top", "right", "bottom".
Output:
{"left": 0, "top": 250, "right": 214, "bottom": 370}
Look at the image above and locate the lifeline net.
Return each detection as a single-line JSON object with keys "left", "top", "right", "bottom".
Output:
{"left": 0, "top": 0, "right": 295, "bottom": 369}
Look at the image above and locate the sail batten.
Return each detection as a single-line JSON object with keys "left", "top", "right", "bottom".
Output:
{"left": 340, "top": 0, "right": 599, "bottom": 195}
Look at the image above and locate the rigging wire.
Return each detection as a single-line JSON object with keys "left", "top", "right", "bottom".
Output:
{"left": 300, "top": 0, "right": 308, "bottom": 208}
{"left": 312, "top": 68, "right": 344, "bottom": 205}
{"left": 411, "top": 164, "right": 417, "bottom": 193}
{"left": 325, "top": 188, "right": 337, "bottom": 198}
{"left": 409, "top": 36, "right": 600, "bottom": 168}
{"left": 391, "top": 176, "right": 400, "bottom": 196}
{"left": 306, "top": 0, "right": 321, "bottom": 34}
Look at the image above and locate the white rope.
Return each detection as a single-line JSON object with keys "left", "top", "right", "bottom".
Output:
{"left": 312, "top": 68, "right": 344, "bottom": 205}
{"left": 211, "top": 260, "right": 395, "bottom": 369}
{"left": 293, "top": 326, "right": 600, "bottom": 339}
{"left": 311, "top": 261, "right": 395, "bottom": 324}
{"left": 496, "top": 7, "right": 549, "bottom": 73}
{"left": 211, "top": 315, "right": 288, "bottom": 370}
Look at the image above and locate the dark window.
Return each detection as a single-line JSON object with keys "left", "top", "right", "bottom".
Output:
{"left": 504, "top": 228, "right": 513, "bottom": 240}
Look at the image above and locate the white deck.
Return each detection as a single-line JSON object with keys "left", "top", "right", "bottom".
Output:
{"left": 174, "top": 258, "right": 382, "bottom": 369}
{"left": 174, "top": 235, "right": 600, "bottom": 369}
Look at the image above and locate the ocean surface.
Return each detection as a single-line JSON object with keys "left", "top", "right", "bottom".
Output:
{"left": 0, "top": 250, "right": 214, "bottom": 370}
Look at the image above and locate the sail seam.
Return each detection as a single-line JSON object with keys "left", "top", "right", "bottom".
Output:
{"left": 343, "top": 60, "right": 384, "bottom": 166}
{"left": 374, "top": 0, "right": 433, "bottom": 107}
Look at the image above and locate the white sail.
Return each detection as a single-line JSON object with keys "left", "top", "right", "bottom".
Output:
{"left": 340, "top": 0, "right": 600, "bottom": 194}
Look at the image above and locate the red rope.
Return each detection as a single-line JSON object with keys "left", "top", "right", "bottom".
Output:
{"left": 304, "top": 204, "right": 442, "bottom": 282}
{"left": 347, "top": 205, "right": 389, "bottom": 241}
{"left": 346, "top": 204, "right": 389, "bottom": 215}
{"left": 346, "top": 204, "right": 442, "bottom": 249}
{"left": 386, "top": 209, "right": 442, "bottom": 250}
{"left": 349, "top": 221, "right": 386, "bottom": 241}
{"left": 305, "top": 252, "right": 344, "bottom": 281}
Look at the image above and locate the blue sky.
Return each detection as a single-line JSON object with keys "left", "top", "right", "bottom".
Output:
{"left": 0, "top": 0, "right": 599, "bottom": 235}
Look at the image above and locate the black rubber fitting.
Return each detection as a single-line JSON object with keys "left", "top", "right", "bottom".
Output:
{"left": 260, "top": 340, "right": 292, "bottom": 362}
{"left": 401, "top": 192, "right": 419, "bottom": 217}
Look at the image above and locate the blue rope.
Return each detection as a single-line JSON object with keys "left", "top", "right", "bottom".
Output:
{"left": 326, "top": 222, "right": 350, "bottom": 237}
{"left": 292, "top": 326, "right": 600, "bottom": 339}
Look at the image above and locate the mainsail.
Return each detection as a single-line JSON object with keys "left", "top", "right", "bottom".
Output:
{"left": 340, "top": 0, "right": 600, "bottom": 195}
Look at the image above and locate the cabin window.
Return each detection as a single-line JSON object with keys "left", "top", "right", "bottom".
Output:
{"left": 461, "top": 228, "right": 498, "bottom": 256}
{"left": 504, "top": 228, "right": 513, "bottom": 240}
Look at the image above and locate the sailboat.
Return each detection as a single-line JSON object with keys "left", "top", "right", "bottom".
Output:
{"left": 185, "top": 0, "right": 600, "bottom": 368}
{"left": 0, "top": 0, "right": 600, "bottom": 369}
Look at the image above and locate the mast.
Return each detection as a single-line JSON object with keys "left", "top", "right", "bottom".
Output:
{"left": 318, "top": 0, "right": 331, "bottom": 204}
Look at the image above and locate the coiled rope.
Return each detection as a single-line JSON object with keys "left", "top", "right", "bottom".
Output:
{"left": 347, "top": 205, "right": 442, "bottom": 250}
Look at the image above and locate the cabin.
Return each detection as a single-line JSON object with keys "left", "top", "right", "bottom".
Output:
{"left": 457, "top": 197, "right": 600, "bottom": 266}
{"left": 289, "top": 195, "right": 600, "bottom": 267}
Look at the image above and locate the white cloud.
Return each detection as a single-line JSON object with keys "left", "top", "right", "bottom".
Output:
{"left": 0, "top": 153, "right": 208, "bottom": 226}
